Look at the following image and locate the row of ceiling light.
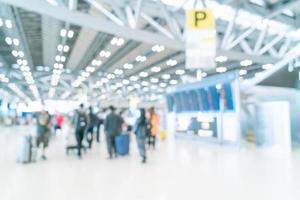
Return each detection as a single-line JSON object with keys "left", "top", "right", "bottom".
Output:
{"left": 49, "top": 28, "right": 74, "bottom": 97}
{"left": 3, "top": 18, "right": 40, "bottom": 100}
{"left": 72, "top": 37, "right": 125, "bottom": 88}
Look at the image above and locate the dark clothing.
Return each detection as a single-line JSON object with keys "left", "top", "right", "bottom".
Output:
{"left": 106, "top": 135, "right": 117, "bottom": 158}
{"left": 104, "top": 112, "right": 123, "bottom": 157}
{"left": 88, "top": 112, "right": 98, "bottom": 127}
{"left": 134, "top": 117, "right": 148, "bottom": 160}
{"left": 86, "top": 112, "right": 99, "bottom": 148}
{"left": 148, "top": 135, "right": 156, "bottom": 148}
{"left": 73, "top": 110, "right": 89, "bottom": 132}
{"left": 86, "top": 126, "right": 94, "bottom": 148}
{"left": 72, "top": 109, "right": 89, "bottom": 156}
{"left": 96, "top": 120, "right": 103, "bottom": 142}
{"left": 75, "top": 129, "right": 85, "bottom": 156}
{"left": 36, "top": 111, "right": 51, "bottom": 148}
{"left": 104, "top": 112, "right": 123, "bottom": 137}
{"left": 134, "top": 118, "right": 148, "bottom": 139}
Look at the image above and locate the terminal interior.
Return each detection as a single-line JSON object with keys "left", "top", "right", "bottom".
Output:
{"left": 1, "top": 0, "right": 300, "bottom": 199}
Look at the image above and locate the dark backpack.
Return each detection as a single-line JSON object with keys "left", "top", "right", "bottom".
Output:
{"left": 77, "top": 112, "right": 87, "bottom": 130}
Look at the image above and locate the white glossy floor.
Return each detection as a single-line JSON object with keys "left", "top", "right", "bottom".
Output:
{"left": 1, "top": 126, "right": 300, "bottom": 200}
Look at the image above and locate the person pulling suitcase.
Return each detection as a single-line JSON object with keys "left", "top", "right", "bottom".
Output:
{"left": 72, "top": 104, "right": 89, "bottom": 159}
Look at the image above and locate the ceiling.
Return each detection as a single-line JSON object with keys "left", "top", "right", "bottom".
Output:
{"left": 0, "top": 0, "right": 300, "bottom": 104}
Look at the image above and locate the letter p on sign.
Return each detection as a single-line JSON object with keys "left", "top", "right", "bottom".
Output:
{"left": 186, "top": 9, "right": 215, "bottom": 29}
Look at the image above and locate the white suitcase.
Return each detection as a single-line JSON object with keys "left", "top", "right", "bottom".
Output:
{"left": 17, "top": 135, "right": 36, "bottom": 163}
{"left": 17, "top": 135, "right": 31, "bottom": 163}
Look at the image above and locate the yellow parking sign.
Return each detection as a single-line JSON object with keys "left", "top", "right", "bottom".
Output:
{"left": 186, "top": 9, "right": 215, "bottom": 29}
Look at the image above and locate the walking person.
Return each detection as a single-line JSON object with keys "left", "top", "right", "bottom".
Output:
{"left": 104, "top": 106, "right": 123, "bottom": 159}
{"left": 86, "top": 106, "right": 98, "bottom": 149}
{"left": 36, "top": 108, "right": 51, "bottom": 160}
{"left": 148, "top": 107, "right": 159, "bottom": 149}
{"left": 95, "top": 109, "right": 105, "bottom": 143}
{"left": 72, "top": 104, "right": 89, "bottom": 158}
{"left": 134, "top": 108, "right": 148, "bottom": 163}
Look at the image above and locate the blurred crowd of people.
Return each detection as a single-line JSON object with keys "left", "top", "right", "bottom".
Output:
{"left": 34, "top": 104, "right": 161, "bottom": 164}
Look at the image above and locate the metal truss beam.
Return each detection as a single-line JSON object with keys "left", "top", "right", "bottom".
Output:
{"left": 0, "top": 0, "right": 183, "bottom": 50}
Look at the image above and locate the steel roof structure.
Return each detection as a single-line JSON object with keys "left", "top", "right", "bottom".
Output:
{"left": 0, "top": 0, "right": 300, "bottom": 104}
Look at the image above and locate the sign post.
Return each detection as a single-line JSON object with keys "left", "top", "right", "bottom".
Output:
{"left": 185, "top": 9, "right": 216, "bottom": 71}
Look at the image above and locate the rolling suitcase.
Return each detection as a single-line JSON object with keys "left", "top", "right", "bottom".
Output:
{"left": 17, "top": 135, "right": 35, "bottom": 163}
{"left": 115, "top": 134, "right": 129, "bottom": 155}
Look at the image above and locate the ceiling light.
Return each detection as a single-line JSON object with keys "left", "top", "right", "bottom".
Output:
{"left": 216, "top": 56, "right": 228, "bottom": 63}
{"left": 18, "top": 51, "right": 24, "bottom": 58}
{"left": 37, "top": 66, "right": 44, "bottom": 71}
{"left": 17, "top": 59, "right": 23, "bottom": 65}
{"left": 139, "top": 71, "right": 148, "bottom": 77}
{"left": 151, "top": 66, "right": 161, "bottom": 73}
{"left": 86, "top": 66, "right": 95, "bottom": 73}
{"left": 54, "top": 63, "right": 59, "bottom": 69}
{"left": 122, "top": 79, "right": 130, "bottom": 85}
{"left": 13, "top": 38, "right": 19, "bottom": 46}
{"left": 20, "top": 65, "right": 30, "bottom": 72}
{"left": 55, "top": 55, "right": 61, "bottom": 62}
{"left": 81, "top": 71, "right": 90, "bottom": 77}
{"left": 130, "top": 76, "right": 138, "bottom": 81}
{"left": 12, "top": 64, "right": 19, "bottom": 69}
{"left": 240, "top": 59, "right": 253, "bottom": 67}
{"left": 134, "top": 83, "right": 141, "bottom": 89}
{"left": 114, "top": 69, "right": 123, "bottom": 75}
{"left": 162, "top": 74, "right": 171, "bottom": 80}
{"left": 63, "top": 45, "right": 70, "bottom": 52}
{"left": 60, "top": 56, "right": 66, "bottom": 62}
{"left": 175, "top": 69, "right": 185, "bottom": 75}
{"left": 99, "top": 50, "right": 111, "bottom": 58}
{"left": 96, "top": 60, "right": 102, "bottom": 66}
{"left": 141, "top": 81, "right": 149, "bottom": 86}
{"left": 92, "top": 59, "right": 97, "bottom": 66}
{"left": 22, "top": 60, "right": 28, "bottom": 66}
{"left": 117, "top": 38, "right": 125, "bottom": 46}
{"left": 170, "top": 79, "right": 178, "bottom": 85}
{"left": 67, "top": 30, "right": 74, "bottom": 38}
{"left": 239, "top": 69, "right": 247, "bottom": 76}
{"left": 44, "top": 66, "right": 50, "bottom": 72}
{"left": 110, "top": 37, "right": 118, "bottom": 45}
{"left": 262, "top": 63, "right": 274, "bottom": 70}
{"left": 107, "top": 73, "right": 115, "bottom": 79}
{"left": 5, "top": 37, "right": 12, "bottom": 45}
{"left": 12, "top": 50, "right": 18, "bottom": 57}
{"left": 166, "top": 59, "right": 177, "bottom": 66}
{"left": 150, "top": 78, "right": 159, "bottom": 83}
{"left": 60, "top": 29, "right": 67, "bottom": 37}
{"left": 152, "top": 44, "right": 165, "bottom": 53}
{"left": 216, "top": 66, "right": 227, "bottom": 73}
{"left": 23, "top": 71, "right": 32, "bottom": 77}
{"left": 202, "top": 72, "right": 207, "bottom": 77}
{"left": 5, "top": 19, "right": 12, "bottom": 29}
{"left": 136, "top": 55, "right": 147, "bottom": 62}
{"left": 57, "top": 44, "right": 63, "bottom": 51}
{"left": 111, "top": 37, "right": 125, "bottom": 46}
{"left": 123, "top": 63, "right": 133, "bottom": 69}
